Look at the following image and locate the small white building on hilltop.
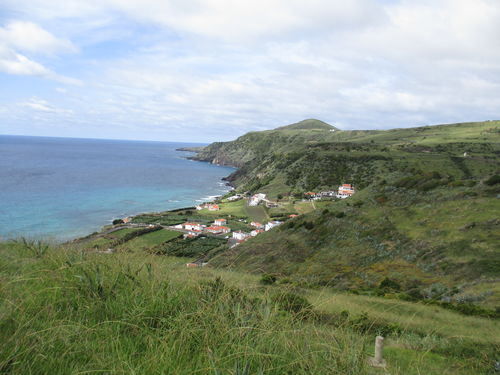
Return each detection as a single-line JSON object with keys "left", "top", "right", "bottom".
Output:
{"left": 249, "top": 193, "right": 266, "bottom": 206}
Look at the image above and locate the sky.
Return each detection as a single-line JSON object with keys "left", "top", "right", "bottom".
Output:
{"left": 0, "top": 0, "right": 499, "bottom": 142}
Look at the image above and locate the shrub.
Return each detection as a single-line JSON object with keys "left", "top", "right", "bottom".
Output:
{"left": 484, "top": 174, "right": 500, "bottom": 186}
{"left": 303, "top": 221, "right": 314, "bottom": 230}
{"left": 379, "top": 277, "right": 401, "bottom": 292}
{"left": 112, "top": 219, "right": 124, "bottom": 225}
{"left": 260, "top": 273, "right": 277, "bottom": 285}
{"left": 272, "top": 292, "right": 312, "bottom": 314}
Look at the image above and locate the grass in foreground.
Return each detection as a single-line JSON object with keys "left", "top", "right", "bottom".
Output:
{"left": 0, "top": 241, "right": 498, "bottom": 374}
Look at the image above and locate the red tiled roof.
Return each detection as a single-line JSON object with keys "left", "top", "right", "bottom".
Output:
{"left": 206, "top": 226, "right": 230, "bottom": 231}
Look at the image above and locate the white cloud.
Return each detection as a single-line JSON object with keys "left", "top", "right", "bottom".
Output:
{"left": 0, "top": 21, "right": 77, "bottom": 54}
{"left": 0, "top": 21, "right": 81, "bottom": 84}
{"left": 0, "top": 45, "right": 51, "bottom": 75}
{"left": 0, "top": 44, "right": 82, "bottom": 84}
{"left": 21, "top": 97, "right": 73, "bottom": 114}
{"left": 0, "top": 0, "right": 499, "bottom": 141}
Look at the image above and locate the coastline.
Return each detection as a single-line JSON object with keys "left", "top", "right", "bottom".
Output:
{"left": 88, "top": 147, "right": 238, "bottom": 241}
{"left": 0, "top": 138, "right": 236, "bottom": 243}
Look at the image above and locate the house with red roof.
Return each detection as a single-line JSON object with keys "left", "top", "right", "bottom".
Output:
{"left": 205, "top": 225, "right": 231, "bottom": 234}
{"left": 250, "top": 229, "right": 264, "bottom": 237}
{"left": 250, "top": 221, "right": 264, "bottom": 228}
{"left": 337, "top": 184, "right": 355, "bottom": 198}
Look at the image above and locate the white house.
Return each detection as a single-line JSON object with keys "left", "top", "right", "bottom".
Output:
{"left": 265, "top": 221, "right": 282, "bottom": 231}
{"left": 320, "top": 191, "right": 337, "bottom": 197}
{"left": 227, "top": 194, "right": 242, "bottom": 201}
{"left": 205, "top": 226, "right": 231, "bottom": 234}
{"left": 249, "top": 193, "right": 266, "bottom": 206}
{"left": 183, "top": 222, "right": 203, "bottom": 231}
{"left": 183, "top": 230, "right": 202, "bottom": 239}
{"left": 232, "top": 231, "right": 251, "bottom": 240}
{"left": 337, "top": 184, "right": 355, "bottom": 199}
{"left": 250, "top": 229, "right": 264, "bottom": 237}
{"left": 214, "top": 218, "right": 227, "bottom": 226}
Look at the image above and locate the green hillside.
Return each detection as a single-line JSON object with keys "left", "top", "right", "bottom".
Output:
{"left": 192, "top": 120, "right": 500, "bottom": 197}
{"left": 276, "top": 118, "right": 338, "bottom": 131}
{"left": 190, "top": 120, "right": 500, "bottom": 309}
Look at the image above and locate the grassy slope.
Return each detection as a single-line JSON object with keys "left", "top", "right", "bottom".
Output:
{"left": 193, "top": 120, "right": 500, "bottom": 308}
{"left": 194, "top": 120, "right": 500, "bottom": 198}
{"left": 1, "top": 242, "right": 498, "bottom": 374}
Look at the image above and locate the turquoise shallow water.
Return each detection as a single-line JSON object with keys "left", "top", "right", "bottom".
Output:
{"left": 0, "top": 135, "right": 234, "bottom": 241}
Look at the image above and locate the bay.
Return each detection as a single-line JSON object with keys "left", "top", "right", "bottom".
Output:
{"left": 0, "top": 135, "right": 234, "bottom": 241}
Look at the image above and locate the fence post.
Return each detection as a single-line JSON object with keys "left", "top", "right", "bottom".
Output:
{"left": 368, "top": 336, "right": 387, "bottom": 368}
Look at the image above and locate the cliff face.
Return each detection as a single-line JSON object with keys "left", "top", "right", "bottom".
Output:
{"left": 189, "top": 119, "right": 339, "bottom": 168}
{"left": 189, "top": 141, "right": 253, "bottom": 168}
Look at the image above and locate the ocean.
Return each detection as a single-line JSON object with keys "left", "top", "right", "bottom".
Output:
{"left": 0, "top": 135, "right": 235, "bottom": 241}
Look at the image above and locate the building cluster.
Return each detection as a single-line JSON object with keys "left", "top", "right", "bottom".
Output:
{"left": 229, "top": 220, "right": 282, "bottom": 247}
{"left": 175, "top": 218, "right": 230, "bottom": 239}
{"left": 195, "top": 203, "right": 220, "bottom": 211}
{"left": 305, "top": 184, "right": 355, "bottom": 200}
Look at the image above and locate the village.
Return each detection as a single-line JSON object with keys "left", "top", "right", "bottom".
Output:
{"left": 182, "top": 183, "right": 355, "bottom": 267}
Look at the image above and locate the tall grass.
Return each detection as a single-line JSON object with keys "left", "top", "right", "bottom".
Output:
{"left": 0, "top": 241, "right": 497, "bottom": 374}
{"left": 0, "top": 242, "right": 367, "bottom": 374}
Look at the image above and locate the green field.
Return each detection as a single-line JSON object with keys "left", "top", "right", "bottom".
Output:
{"left": 200, "top": 199, "right": 248, "bottom": 217}
{"left": 117, "top": 229, "right": 182, "bottom": 251}
{"left": 109, "top": 227, "right": 143, "bottom": 239}
{"left": 244, "top": 204, "right": 269, "bottom": 222}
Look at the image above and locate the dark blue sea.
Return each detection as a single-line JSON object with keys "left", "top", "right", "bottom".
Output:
{"left": 0, "top": 135, "right": 234, "bottom": 241}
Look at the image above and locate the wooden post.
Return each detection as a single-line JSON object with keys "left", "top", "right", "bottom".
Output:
{"left": 368, "top": 336, "right": 387, "bottom": 368}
